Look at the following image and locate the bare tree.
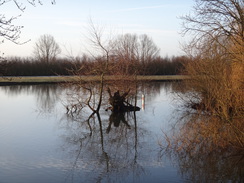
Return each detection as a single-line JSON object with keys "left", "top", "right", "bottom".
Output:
{"left": 138, "top": 34, "right": 160, "bottom": 63}
{"left": 66, "top": 23, "right": 146, "bottom": 114}
{"left": 181, "top": 0, "right": 244, "bottom": 143}
{"left": 33, "top": 34, "right": 61, "bottom": 62}
{"left": 181, "top": 0, "right": 244, "bottom": 57}
{"left": 112, "top": 33, "right": 159, "bottom": 75}
{"left": 138, "top": 34, "right": 160, "bottom": 75}
{"left": 160, "top": 0, "right": 244, "bottom": 164}
{"left": 66, "top": 20, "right": 113, "bottom": 114}
{"left": 112, "top": 34, "right": 138, "bottom": 75}
{"left": 86, "top": 19, "right": 113, "bottom": 112}
{"left": 0, "top": 0, "right": 56, "bottom": 44}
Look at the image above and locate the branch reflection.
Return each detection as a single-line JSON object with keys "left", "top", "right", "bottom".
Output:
{"left": 160, "top": 110, "right": 244, "bottom": 183}
{"left": 59, "top": 109, "right": 147, "bottom": 183}
{"left": 107, "top": 111, "right": 131, "bottom": 133}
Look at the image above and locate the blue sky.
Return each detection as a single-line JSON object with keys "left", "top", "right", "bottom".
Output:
{"left": 1, "top": 0, "right": 194, "bottom": 57}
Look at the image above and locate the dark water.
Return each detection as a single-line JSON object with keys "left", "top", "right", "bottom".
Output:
{"left": 0, "top": 83, "right": 242, "bottom": 183}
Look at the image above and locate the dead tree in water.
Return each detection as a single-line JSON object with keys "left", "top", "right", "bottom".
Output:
{"left": 107, "top": 88, "right": 140, "bottom": 112}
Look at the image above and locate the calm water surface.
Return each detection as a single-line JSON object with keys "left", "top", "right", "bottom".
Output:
{"left": 0, "top": 83, "right": 240, "bottom": 183}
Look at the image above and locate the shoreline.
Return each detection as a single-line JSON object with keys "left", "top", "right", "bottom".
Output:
{"left": 0, "top": 75, "right": 189, "bottom": 85}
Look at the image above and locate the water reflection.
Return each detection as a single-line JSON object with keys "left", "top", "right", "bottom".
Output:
{"left": 59, "top": 108, "right": 147, "bottom": 182}
{"left": 0, "top": 82, "right": 174, "bottom": 112}
{"left": 177, "top": 147, "right": 244, "bottom": 183}
{"left": 56, "top": 82, "right": 179, "bottom": 182}
{"left": 1, "top": 82, "right": 214, "bottom": 183}
{"left": 1, "top": 84, "right": 61, "bottom": 113}
{"left": 107, "top": 111, "right": 131, "bottom": 133}
{"left": 160, "top": 107, "right": 244, "bottom": 182}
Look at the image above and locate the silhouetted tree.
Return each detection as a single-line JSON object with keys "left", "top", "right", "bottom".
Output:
{"left": 33, "top": 34, "right": 61, "bottom": 63}
{"left": 0, "top": 0, "right": 56, "bottom": 44}
{"left": 181, "top": 0, "right": 243, "bottom": 56}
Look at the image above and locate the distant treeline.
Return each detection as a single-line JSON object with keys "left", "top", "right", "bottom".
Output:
{"left": 1, "top": 55, "right": 190, "bottom": 76}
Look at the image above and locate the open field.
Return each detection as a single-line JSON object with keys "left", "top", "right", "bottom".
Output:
{"left": 0, "top": 75, "right": 190, "bottom": 84}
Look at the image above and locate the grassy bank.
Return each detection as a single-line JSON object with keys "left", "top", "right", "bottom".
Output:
{"left": 0, "top": 75, "right": 189, "bottom": 84}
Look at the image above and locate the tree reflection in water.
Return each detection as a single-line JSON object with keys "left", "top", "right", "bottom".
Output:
{"left": 1, "top": 82, "right": 193, "bottom": 182}
{"left": 59, "top": 109, "right": 146, "bottom": 183}
{"left": 106, "top": 111, "right": 131, "bottom": 133}
{"left": 3, "top": 82, "right": 242, "bottom": 182}
{"left": 1, "top": 84, "right": 60, "bottom": 113}
{"left": 160, "top": 110, "right": 244, "bottom": 183}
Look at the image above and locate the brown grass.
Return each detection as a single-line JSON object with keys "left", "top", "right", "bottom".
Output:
{"left": 0, "top": 75, "right": 189, "bottom": 84}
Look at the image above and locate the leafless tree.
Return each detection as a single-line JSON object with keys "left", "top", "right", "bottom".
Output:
{"left": 33, "top": 34, "right": 61, "bottom": 62}
{"left": 181, "top": 0, "right": 244, "bottom": 56}
{"left": 138, "top": 34, "right": 160, "bottom": 75}
{"left": 180, "top": 0, "right": 244, "bottom": 149}
{"left": 65, "top": 20, "right": 113, "bottom": 114}
{"left": 112, "top": 33, "right": 159, "bottom": 75}
{"left": 112, "top": 34, "right": 138, "bottom": 75}
{"left": 138, "top": 34, "right": 160, "bottom": 63}
{"left": 86, "top": 19, "right": 114, "bottom": 112}
{"left": 0, "top": 0, "right": 56, "bottom": 44}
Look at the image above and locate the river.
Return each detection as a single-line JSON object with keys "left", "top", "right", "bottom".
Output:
{"left": 0, "top": 82, "right": 242, "bottom": 183}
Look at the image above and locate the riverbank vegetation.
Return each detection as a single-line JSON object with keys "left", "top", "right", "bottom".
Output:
{"left": 160, "top": 0, "right": 244, "bottom": 179}
{"left": 161, "top": 0, "right": 244, "bottom": 158}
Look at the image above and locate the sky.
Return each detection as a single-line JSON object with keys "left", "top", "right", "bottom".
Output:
{"left": 1, "top": 0, "right": 195, "bottom": 58}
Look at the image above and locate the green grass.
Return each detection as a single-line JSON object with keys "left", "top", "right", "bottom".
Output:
{"left": 0, "top": 75, "right": 190, "bottom": 84}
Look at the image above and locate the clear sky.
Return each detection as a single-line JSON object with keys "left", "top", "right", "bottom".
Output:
{"left": 1, "top": 0, "right": 195, "bottom": 58}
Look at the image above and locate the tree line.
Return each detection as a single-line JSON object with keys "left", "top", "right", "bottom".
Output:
{"left": 1, "top": 31, "right": 190, "bottom": 76}
{"left": 1, "top": 54, "right": 189, "bottom": 76}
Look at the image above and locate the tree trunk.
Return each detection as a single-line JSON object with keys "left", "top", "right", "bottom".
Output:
{"left": 107, "top": 88, "right": 140, "bottom": 112}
